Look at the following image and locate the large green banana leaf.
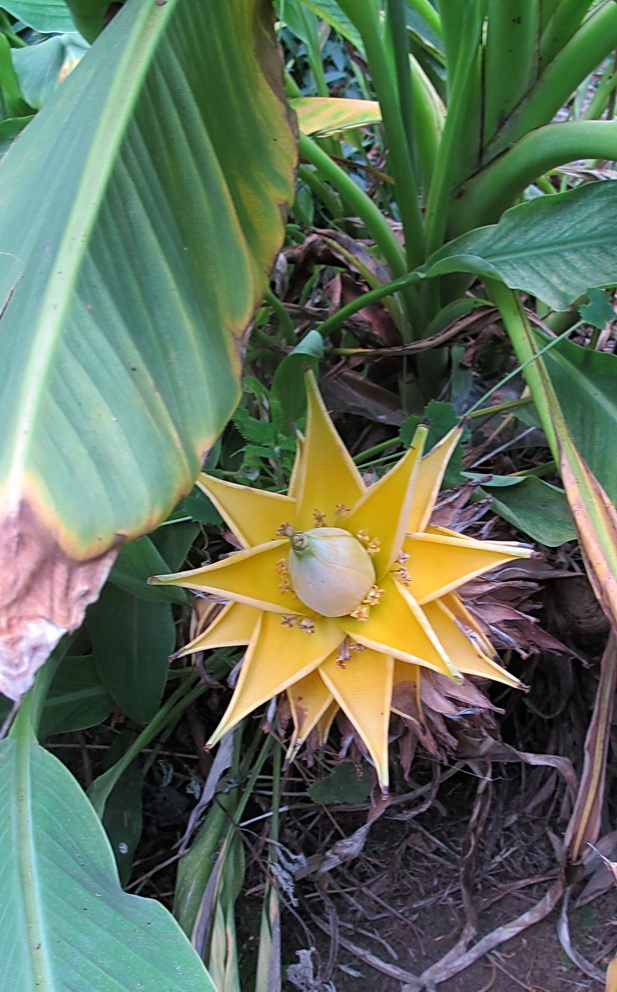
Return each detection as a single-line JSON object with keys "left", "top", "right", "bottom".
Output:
{"left": 0, "top": 718, "right": 218, "bottom": 991}
{"left": 0, "top": 0, "right": 296, "bottom": 700}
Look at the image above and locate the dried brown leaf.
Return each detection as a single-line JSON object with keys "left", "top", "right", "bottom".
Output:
{"left": 564, "top": 634, "right": 617, "bottom": 862}
{"left": 0, "top": 501, "right": 117, "bottom": 700}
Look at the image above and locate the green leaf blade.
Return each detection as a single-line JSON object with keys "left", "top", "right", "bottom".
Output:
{"left": 482, "top": 476, "right": 576, "bottom": 547}
{"left": 538, "top": 331, "right": 617, "bottom": 505}
{"left": 1, "top": 0, "right": 75, "bottom": 33}
{"left": 0, "top": 0, "right": 295, "bottom": 555}
{"left": 88, "top": 585, "right": 175, "bottom": 724}
{"left": 0, "top": 736, "right": 216, "bottom": 991}
{"left": 424, "top": 182, "right": 617, "bottom": 310}
{"left": 0, "top": 0, "right": 296, "bottom": 698}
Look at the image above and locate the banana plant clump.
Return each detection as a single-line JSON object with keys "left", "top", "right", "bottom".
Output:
{"left": 153, "top": 372, "right": 532, "bottom": 790}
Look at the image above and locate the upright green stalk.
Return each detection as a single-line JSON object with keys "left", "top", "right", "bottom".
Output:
{"left": 452, "top": 119, "right": 617, "bottom": 233}
{"left": 485, "top": 1, "right": 617, "bottom": 159}
{"left": 337, "top": 0, "right": 426, "bottom": 273}
{"left": 299, "top": 133, "right": 407, "bottom": 280}
{"left": 406, "top": 0, "right": 443, "bottom": 39}
{"left": 425, "top": 2, "right": 485, "bottom": 254}
{"left": 299, "top": 132, "right": 428, "bottom": 340}
{"left": 295, "top": 4, "right": 330, "bottom": 97}
{"left": 538, "top": 0, "right": 564, "bottom": 35}
{"left": 540, "top": 0, "right": 593, "bottom": 68}
{"left": 582, "top": 54, "right": 617, "bottom": 120}
{"left": 487, "top": 280, "right": 558, "bottom": 454}
{"left": 483, "top": 0, "right": 539, "bottom": 148}
{"left": 407, "top": 56, "right": 444, "bottom": 196}
{"left": 386, "top": 0, "right": 417, "bottom": 174}
{"left": 297, "top": 162, "right": 343, "bottom": 220}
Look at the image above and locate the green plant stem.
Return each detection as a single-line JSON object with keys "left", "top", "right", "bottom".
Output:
{"left": 387, "top": 0, "right": 417, "bottom": 173}
{"left": 0, "top": 11, "right": 27, "bottom": 47}
{"left": 582, "top": 53, "right": 617, "bottom": 121}
{"left": 319, "top": 232, "right": 407, "bottom": 333}
{"left": 337, "top": 0, "right": 426, "bottom": 272}
{"left": 264, "top": 291, "right": 295, "bottom": 346}
{"left": 565, "top": 632, "right": 617, "bottom": 862}
{"left": 467, "top": 395, "right": 534, "bottom": 420}
{"left": 487, "top": 1, "right": 617, "bottom": 159}
{"left": 299, "top": 6, "right": 329, "bottom": 98}
{"left": 300, "top": 132, "right": 428, "bottom": 340}
{"left": 407, "top": 56, "right": 444, "bottom": 197}
{"left": 464, "top": 308, "right": 579, "bottom": 424}
{"left": 486, "top": 281, "right": 560, "bottom": 455}
{"left": 284, "top": 71, "right": 301, "bottom": 99}
{"left": 538, "top": 0, "right": 562, "bottom": 35}
{"left": 535, "top": 175, "right": 555, "bottom": 195}
{"left": 245, "top": 346, "right": 280, "bottom": 365}
{"left": 252, "top": 326, "right": 284, "bottom": 350}
{"left": 354, "top": 437, "right": 402, "bottom": 465}
{"left": 453, "top": 120, "right": 617, "bottom": 233}
{"left": 483, "top": 0, "right": 539, "bottom": 146}
{"left": 299, "top": 133, "right": 407, "bottom": 280}
{"left": 540, "top": 0, "right": 592, "bottom": 68}
{"left": 425, "top": 3, "right": 483, "bottom": 254}
{"left": 406, "top": 0, "right": 443, "bottom": 38}
{"left": 316, "top": 269, "right": 420, "bottom": 339}
{"left": 297, "top": 162, "right": 343, "bottom": 221}
{"left": 512, "top": 460, "right": 557, "bottom": 478}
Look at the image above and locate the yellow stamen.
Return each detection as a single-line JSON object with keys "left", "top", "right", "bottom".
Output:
{"left": 296, "top": 617, "right": 315, "bottom": 634}
{"left": 349, "top": 605, "right": 370, "bottom": 621}
{"left": 363, "top": 585, "right": 385, "bottom": 606}
{"left": 393, "top": 566, "right": 411, "bottom": 585}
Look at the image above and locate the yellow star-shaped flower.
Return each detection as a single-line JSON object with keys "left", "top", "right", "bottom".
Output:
{"left": 152, "top": 374, "right": 531, "bottom": 789}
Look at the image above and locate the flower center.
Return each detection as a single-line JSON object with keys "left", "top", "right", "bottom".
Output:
{"left": 285, "top": 526, "right": 376, "bottom": 618}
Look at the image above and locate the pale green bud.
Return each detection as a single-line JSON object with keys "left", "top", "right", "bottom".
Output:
{"left": 287, "top": 527, "right": 375, "bottom": 617}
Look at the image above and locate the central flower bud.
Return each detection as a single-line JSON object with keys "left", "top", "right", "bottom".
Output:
{"left": 287, "top": 527, "right": 375, "bottom": 617}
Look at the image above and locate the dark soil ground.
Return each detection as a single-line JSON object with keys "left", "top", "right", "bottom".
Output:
{"left": 280, "top": 756, "right": 617, "bottom": 992}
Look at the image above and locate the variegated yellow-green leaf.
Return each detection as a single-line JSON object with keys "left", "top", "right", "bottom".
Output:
{"left": 489, "top": 284, "right": 617, "bottom": 637}
{"left": 291, "top": 96, "right": 381, "bottom": 135}
{"left": 0, "top": 0, "right": 296, "bottom": 700}
{"left": 559, "top": 434, "right": 617, "bottom": 635}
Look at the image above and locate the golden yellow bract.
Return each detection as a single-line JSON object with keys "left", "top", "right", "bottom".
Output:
{"left": 152, "top": 373, "right": 532, "bottom": 789}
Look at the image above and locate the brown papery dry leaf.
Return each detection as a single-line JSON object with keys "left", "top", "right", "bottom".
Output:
{"left": 0, "top": 501, "right": 117, "bottom": 700}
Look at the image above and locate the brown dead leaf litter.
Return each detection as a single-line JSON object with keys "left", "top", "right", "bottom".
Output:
{"left": 283, "top": 756, "right": 616, "bottom": 991}
{"left": 278, "top": 561, "right": 616, "bottom": 992}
